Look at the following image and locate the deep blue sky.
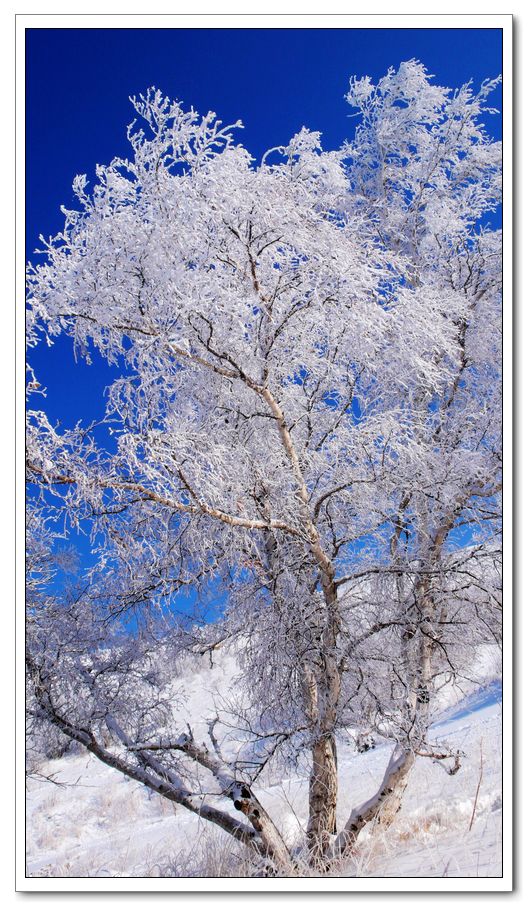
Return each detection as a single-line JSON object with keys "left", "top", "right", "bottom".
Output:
{"left": 26, "top": 27, "right": 503, "bottom": 431}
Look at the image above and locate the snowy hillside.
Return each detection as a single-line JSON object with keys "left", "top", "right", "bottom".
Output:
{"left": 26, "top": 647, "right": 503, "bottom": 880}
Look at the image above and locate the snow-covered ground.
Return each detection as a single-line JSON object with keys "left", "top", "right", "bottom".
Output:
{"left": 26, "top": 658, "right": 502, "bottom": 880}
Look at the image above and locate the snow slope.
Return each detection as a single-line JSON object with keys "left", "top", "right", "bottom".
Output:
{"left": 26, "top": 652, "right": 503, "bottom": 880}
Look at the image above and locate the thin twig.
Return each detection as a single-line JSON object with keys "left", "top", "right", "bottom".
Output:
{"left": 468, "top": 738, "right": 484, "bottom": 832}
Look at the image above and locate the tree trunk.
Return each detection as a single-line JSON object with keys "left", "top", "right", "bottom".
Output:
{"left": 230, "top": 783, "right": 294, "bottom": 873}
{"left": 307, "top": 733, "right": 338, "bottom": 860}
{"left": 336, "top": 744, "right": 415, "bottom": 857}
{"left": 374, "top": 761, "right": 412, "bottom": 830}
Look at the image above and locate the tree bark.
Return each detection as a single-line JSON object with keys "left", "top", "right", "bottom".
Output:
{"left": 336, "top": 744, "right": 415, "bottom": 857}
{"left": 307, "top": 734, "right": 338, "bottom": 859}
{"left": 230, "top": 783, "right": 293, "bottom": 873}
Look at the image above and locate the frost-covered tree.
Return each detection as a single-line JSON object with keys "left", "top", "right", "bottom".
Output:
{"left": 26, "top": 61, "right": 502, "bottom": 871}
